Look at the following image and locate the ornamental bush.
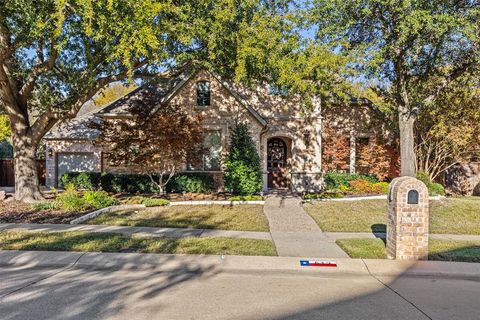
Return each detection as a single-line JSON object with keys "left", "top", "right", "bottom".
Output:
{"left": 83, "top": 191, "right": 119, "bottom": 209}
{"left": 56, "top": 184, "right": 89, "bottom": 211}
{"left": 59, "top": 172, "right": 214, "bottom": 194}
{"left": 224, "top": 124, "right": 263, "bottom": 195}
{"left": 324, "top": 171, "right": 378, "bottom": 190}
{"left": 416, "top": 171, "right": 446, "bottom": 196}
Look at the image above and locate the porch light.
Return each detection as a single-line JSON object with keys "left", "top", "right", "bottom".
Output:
{"left": 48, "top": 149, "right": 54, "bottom": 157}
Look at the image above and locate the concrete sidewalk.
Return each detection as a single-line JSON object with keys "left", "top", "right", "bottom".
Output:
{"left": 0, "top": 223, "right": 272, "bottom": 240}
{"left": 264, "top": 195, "right": 349, "bottom": 258}
{"left": 2, "top": 223, "right": 478, "bottom": 242}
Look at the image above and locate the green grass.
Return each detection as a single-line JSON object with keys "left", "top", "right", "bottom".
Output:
{"left": 0, "top": 231, "right": 277, "bottom": 256}
{"left": 304, "top": 197, "right": 480, "bottom": 235}
{"left": 88, "top": 205, "right": 269, "bottom": 232}
{"left": 336, "top": 238, "right": 480, "bottom": 263}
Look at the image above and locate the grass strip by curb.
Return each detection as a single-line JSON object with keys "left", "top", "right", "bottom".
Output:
{"left": 0, "top": 231, "right": 277, "bottom": 256}
{"left": 336, "top": 238, "right": 480, "bottom": 263}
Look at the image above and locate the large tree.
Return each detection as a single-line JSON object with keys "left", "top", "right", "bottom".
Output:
{"left": 309, "top": 0, "right": 480, "bottom": 176}
{"left": 0, "top": 0, "right": 301, "bottom": 202}
{"left": 415, "top": 73, "right": 480, "bottom": 181}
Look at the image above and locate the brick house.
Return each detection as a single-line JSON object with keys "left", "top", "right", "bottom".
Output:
{"left": 45, "top": 66, "right": 395, "bottom": 192}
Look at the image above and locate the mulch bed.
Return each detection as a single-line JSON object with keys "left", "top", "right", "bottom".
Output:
{"left": 0, "top": 200, "right": 88, "bottom": 224}
{"left": 116, "top": 192, "right": 234, "bottom": 202}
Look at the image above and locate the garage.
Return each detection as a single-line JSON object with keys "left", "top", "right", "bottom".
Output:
{"left": 56, "top": 152, "right": 96, "bottom": 186}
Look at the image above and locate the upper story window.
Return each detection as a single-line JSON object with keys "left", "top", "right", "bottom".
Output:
{"left": 196, "top": 81, "right": 211, "bottom": 106}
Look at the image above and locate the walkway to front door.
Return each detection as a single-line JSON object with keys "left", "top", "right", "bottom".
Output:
{"left": 263, "top": 194, "right": 349, "bottom": 258}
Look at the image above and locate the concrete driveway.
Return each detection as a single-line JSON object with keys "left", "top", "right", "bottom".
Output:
{"left": 1, "top": 251, "right": 479, "bottom": 320}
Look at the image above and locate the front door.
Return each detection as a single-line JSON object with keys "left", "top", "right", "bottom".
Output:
{"left": 267, "top": 138, "right": 288, "bottom": 188}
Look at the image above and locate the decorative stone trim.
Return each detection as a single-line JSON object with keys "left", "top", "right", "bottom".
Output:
{"left": 70, "top": 204, "right": 146, "bottom": 225}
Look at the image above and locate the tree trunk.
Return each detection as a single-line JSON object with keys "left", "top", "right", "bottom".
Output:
{"left": 398, "top": 109, "right": 416, "bottom": 177}
{"left": 12, "top": 130, "right": 43, "bottom": 202}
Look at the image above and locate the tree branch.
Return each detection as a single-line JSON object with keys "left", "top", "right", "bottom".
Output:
{"left": 19, "top": 39, "right": 58, "bottom": 105}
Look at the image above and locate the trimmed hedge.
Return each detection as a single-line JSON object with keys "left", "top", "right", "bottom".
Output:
{"left": 60, "top": 172, "right": 215, "bottom": 194}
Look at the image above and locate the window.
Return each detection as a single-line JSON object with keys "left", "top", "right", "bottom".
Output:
{"left": 196, "top": 81, "right": 211, "bottom": 106}
{"left": 188, "top": 131, "right": 221, "bottom": 171}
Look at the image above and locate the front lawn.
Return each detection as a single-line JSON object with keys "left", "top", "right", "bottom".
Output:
{"left": 304, "top": 197, "right": 480, "bottom": 235}
{"left": 336, "top": 238, "right": 480, "bottom": 263}
{"left": 88, "top": 205, "right": 269, "bottom": 232}
{"left": 0, "top": 231, "right": 277, "bottom": 256}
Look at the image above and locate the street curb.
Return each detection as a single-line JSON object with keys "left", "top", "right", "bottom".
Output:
{"left": 1, "top": 250, "right": 478, "bottom": 278}
{"left": 70, "top": 204, "right": 146, "bottom": 224}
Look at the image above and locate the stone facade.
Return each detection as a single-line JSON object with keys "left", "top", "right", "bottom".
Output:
{"left": 387, "top": 177, "right": 429, "bottom": 260}
{"left": 45, "top": 67, "right": 387, "bottom": 192}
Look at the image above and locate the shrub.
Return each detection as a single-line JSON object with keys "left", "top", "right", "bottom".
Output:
{"left": 348, "top": 179, "right": 389, "bottom": 194}
{"left": 324, "top": 171, "right": 378, "bottom": 190}
{"left": 224, "top": 161, "right": 263, "bottom": 195}
{"left": 416, "top": 171, "right": 446, "bottom": 196}
{"left": 124, "top": 196, "right": 145, "bottom": 205}
{"left": 31, "top": 201, "right": 58, "bottom": 211}
{"left": 372, "top": 182, "right": 390, "bottom": 194}
{"left": 59, "top": 172, "right": 101, "bottom": 190}
{"left": 83, "top": 191, "right": 119, "bottom": 209}
{"left": 224, "top": 124, "right": 263, "bottom": 195}
{"left": 228, "top": 195, "right": 263, "bottom": 201}
{"left": 167, "top": 173, "right": 214, "bottom": 193}
{"left": 416, "top": 171, "right": 431, "bottom": 187}
{"left": 60, "top": 171, "right": 214, "bottom": 194}
{"left": 348, "top": 179, "right": 374, "bottom": 194}
{"left": 429, "top": 183, "right": 445, "bottom": 196}
{"left": 141, "top": 198, "right": 170, "bottom": 207}
{"left": 57, "top": 184, "right": 89, "bottom": 211}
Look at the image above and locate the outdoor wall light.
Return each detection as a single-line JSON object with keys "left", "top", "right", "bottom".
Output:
{"left": 48, "top": 149, "right": 54, "bottom": 157}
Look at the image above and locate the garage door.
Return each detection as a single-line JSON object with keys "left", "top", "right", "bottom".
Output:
{"left": 57, "top": 153, "right": 95, "bottom": 185}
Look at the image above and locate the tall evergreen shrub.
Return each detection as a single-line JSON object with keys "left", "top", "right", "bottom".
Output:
{"left": 224, "top": 124, "right": 263, "bottom": 195}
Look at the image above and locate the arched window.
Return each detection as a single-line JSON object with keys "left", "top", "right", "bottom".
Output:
{"left": 196, "top": 81, "right": 211, "bottom": 106}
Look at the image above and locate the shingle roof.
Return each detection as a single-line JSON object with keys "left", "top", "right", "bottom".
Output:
{"left": 44, "top": 111, "right": 102, "bottom": 140}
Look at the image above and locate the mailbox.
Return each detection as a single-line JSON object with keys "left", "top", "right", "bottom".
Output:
{"left": 387, "top": 177, "right": 429, "bottom": 260}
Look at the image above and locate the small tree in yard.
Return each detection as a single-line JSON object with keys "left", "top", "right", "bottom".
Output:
{"left": 95, "top": 93, "right": 203, "bottom": 194}
{"left": 321, "top": 126, "right": 350, "bottom": 172}
{"left": 224, "top": 124, "right": 263, "bottom": 195}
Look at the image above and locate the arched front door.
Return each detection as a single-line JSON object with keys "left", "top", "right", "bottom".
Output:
{"left": 267, "top": 138, "right": 288, "bottom": 189}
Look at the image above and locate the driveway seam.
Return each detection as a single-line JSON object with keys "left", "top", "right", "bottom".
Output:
{"left": 0, "top": 252, "right": 86, "bottom": 300}
{"left": 361, "top": 259, "right": 433, "bottom": 320}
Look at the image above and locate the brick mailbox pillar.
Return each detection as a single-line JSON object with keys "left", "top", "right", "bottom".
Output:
{"left": 387, "top": 176, "right": 429, "bottom": 260}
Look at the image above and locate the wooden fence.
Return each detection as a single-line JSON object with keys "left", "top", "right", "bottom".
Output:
{"left": 0, "top": 159, "right": 46, "bottom": 187}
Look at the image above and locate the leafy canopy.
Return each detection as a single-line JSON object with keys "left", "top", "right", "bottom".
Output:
{"left": 309, "top": 0, "right": 480, "bottom": 110}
